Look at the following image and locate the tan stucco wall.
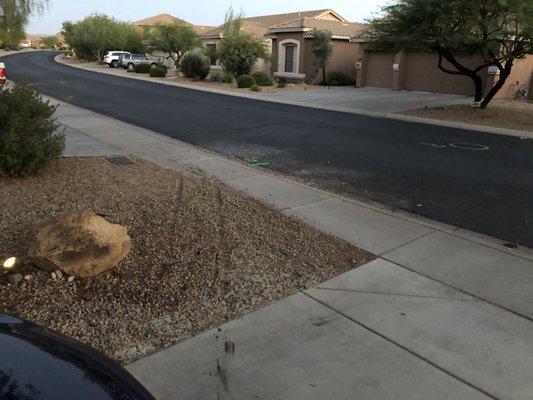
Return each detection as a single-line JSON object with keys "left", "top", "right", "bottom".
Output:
{"left": 357, "top": 47, "right": 533, "bottom": 99}
{"left": 491, "top": 55, "right": 533, "bottom": 99}
{"left": 272, "top": 33, "right": 359, "bottom": 83}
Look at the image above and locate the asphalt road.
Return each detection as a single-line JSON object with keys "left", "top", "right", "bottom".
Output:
{"left": 4, "top": 51, "right": 532, "bottom": 247}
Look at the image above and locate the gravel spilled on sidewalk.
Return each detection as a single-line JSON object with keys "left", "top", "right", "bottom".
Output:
{"left": 0, "top": 157, "right": 374, "bottom": 363}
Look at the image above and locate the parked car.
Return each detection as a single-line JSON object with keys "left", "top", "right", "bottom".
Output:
{"left": 120, "top": 53, "right": 158, "bottom": 70}
{"left": 0, "top": 313, "right": 155, "bottom": 400}
{"left": 0, "top": 62, "right": 6, "bottom": 86}
{"left": 103, "top": 51, "right": 131, "bottom": 68}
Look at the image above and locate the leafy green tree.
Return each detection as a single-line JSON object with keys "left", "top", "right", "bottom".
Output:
{"left": 41, "top": 34, "right": 58, "bottom": 48}
{"left": 217, "top": 8, "right": 268, "bottom": 77}
{"left": 62, "top": 14, "right": 144, "bottom": 60}
{"left": 368, "top": 0, "right": 533, "bottom": 108}
{"left": 311, "top": 29, "right": 333, "bottom": 85}
{"left": 0, "top": 0, "right": 48, "bottom": 48}
{"left": 148, "top": 23, "right": 199, "bottom": 68}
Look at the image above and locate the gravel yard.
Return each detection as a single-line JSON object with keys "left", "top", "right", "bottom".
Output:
{"left": 0, "top": 157, "right": 373, "bottom": 364}
{"left": 401, "top": 99, "right": 533, "bottom": 133}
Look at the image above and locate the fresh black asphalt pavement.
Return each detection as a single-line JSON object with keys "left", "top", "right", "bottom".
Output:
{"left": 4, "top": 51, "right": 532, "bottom": 247}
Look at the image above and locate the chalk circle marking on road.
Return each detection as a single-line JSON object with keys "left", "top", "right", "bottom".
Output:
{"left": 420, "top": 142, "right": 490, "bottom": 151}
{"left": 449, "top": 142, "right": 490, "bottom": 151}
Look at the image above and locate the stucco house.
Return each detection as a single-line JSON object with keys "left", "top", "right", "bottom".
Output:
{"left": 351, "top": 38, "right": 533, "bottom": 99}
{"left": 199, "top": 9, "right": 356, "bottom": 73}
{"left": 267, "top": 17, "right": 365, "bottom": 83}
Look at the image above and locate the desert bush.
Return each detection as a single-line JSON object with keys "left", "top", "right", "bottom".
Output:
{"left": 237, "top": 75, "right": 256, "bottom": 88}
{"left": 250, "top": 84, "right": 261, "bottom": 92}
{"left": 210, "top": 71, "right": 223, "bottom": 82}
{"left": 134, "top": 63, "right": 151, "bottom": 74}
{"left": 179, "top": 51, "right": 210, "bottom": 80}
{"left": 61, "top": 14, "right": 145, "bottom": 61}
{"left": 325, "top": 71, "right": 356, "bottom": 86}
{"left": 217, "top": 9, "right": 268, "bottom": 77}
{"left": 0, "top": 81, "right": 65, "bottom": 177}
{"left": 221, "top": 71, "right": 234, "bottom": 83}
{"left": 251, "top": 71, "right": 273, "bottom": 86}
{"left": 276, "top": 77, "right": 287, "bottom": 88}
{"left": 149, "top": 66, "right": 166, "bottom": 78}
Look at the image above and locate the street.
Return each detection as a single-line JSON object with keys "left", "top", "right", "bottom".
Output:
{"left": 4, "top": 51, "right": 532, "bottom": 247}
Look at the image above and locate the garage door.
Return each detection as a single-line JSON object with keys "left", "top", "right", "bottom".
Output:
{"left": 365, "top": 52, "right": 394, "bottom": 88}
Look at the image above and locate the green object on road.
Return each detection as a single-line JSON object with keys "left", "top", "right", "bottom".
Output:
{"left": 249, "top": 159, "right": 270, "bottom": 168}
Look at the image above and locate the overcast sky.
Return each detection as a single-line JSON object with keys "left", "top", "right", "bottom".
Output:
{"left": 27, "top": 0, "right": 389, "bottom": 34}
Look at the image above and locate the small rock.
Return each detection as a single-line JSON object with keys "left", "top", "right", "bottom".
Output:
{"left": 55, "top": 270, "right": 63, "bottom": 280}
{"left": 8, "top": 274, "right": 23, "bottom": 284}
{"left": 24, "top": 274, "right": 33, "bottom": 281}
{"left": 68, "top": 276, "right": 75, "bottom": 283}
{"left": 51, "top": 272, "right": 57, "bottom": 280}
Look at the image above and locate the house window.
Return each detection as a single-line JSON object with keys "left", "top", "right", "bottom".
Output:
{"left": 206, "top": 44, "right": 217, "bottom": 66}
{"left": 284, "top": 44, "right": 296, "bottom": 73}
{"left": 277, "top": 39, "right": 301, "bottom": 76}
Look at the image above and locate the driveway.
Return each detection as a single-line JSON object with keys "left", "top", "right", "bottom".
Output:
{"left": 258, "top": 86, "right": 470, "bottom": 113}
{"left": 4, "top": 51, "right": 533, "bottom": 247}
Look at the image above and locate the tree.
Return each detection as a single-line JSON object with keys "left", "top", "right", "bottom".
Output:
{"left": 148, "top": 23, "right": 199, "bottom": 68}
{"left": 41, "top": 34, "right": 57, "bottom": 48}
{"left": 0, "top": 0, "right": 47, "bottom": 48}
{"left": 368, "top": 0, "right": 533, "bottom": 108}
{"left": 217, "top": 8, "right": 268, "bottom": 77}
{"left": 62, "top": 14, "right": 144, "bottom": 60}
{"left": 311, "top": 29, "right": 333, "bottom": 85}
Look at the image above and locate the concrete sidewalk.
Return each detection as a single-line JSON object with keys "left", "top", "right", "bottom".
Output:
{"left": 52, "top": 98, "right": 533, "bottom": 400}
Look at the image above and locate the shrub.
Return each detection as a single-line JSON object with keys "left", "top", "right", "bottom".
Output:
{"left": 210, "top": 71, "right": 224, "bottom": 82}
{"left": 276, "top": 77, "right": 287, "bottom": 88}
{"left": 134, "top": 63, "right": 151, "bottom": 74}
{"left": 250, "top": 84, "right": 261, "bottom": 92}
{"left": 179, "top": 52, "right": 210, "bottom": 80}
{"left": 237, "top": 75, "right": 256, "bottom": 88}
{"left": 251, "top": 71, "right": 273, "bottom": 86}
{"left": 222, "top": 71, "right": 234, "bottom": 83}
{"left": 150, "top": 66, "right": 167, "bottom": 78}
{"left": 0, "top": 81, "right": 65, "bottom": 177}
{"left": 156, "top": 63, "right": 168, "bottom": 73}
{"left": 325, "top": 71, "right": 356, "bottom": 86}
{"left": 217, "top": 10, "right": 268, "bottom": 77}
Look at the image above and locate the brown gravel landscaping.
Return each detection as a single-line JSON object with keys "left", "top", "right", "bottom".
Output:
{"left": 401, "top": 99, "right": 533, "bottom": 133}
{"left": 0, "top": 157, "right": 373, "bottom": 364}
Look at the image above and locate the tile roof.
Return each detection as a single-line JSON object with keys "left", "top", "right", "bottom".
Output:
{"left": 133, "top": 13, "right": 187, "bottom": 26}
{"left": 199, "top": 9, "right": 345, "bottom": 39}
{"left": 267, "top": 18, "right": 367, "bottom": 38}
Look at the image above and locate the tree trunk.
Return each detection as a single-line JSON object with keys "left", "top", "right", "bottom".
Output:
{"left": 322, "top": 68, "right": 326, "bottom": 85}
{"left": 472, "top": 74, "right": 484, "bottom": 103}
{"left": 480, "top": 60, "right": 513, "bottom": 109}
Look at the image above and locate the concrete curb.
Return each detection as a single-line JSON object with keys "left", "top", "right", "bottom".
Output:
{"left": 55, "top": 53, "right": 532, "bottom": 140}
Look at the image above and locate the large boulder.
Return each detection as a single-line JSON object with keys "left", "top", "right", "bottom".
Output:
{"left": 28, "top": 209, "right": 131, "bottom": 278}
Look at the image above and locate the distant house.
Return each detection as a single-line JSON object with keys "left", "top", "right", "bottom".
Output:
{"left": 132, "top": 13, "right": 215, "bottom": 36}
{"left": 200, "top": 9, "right": 365, "bottom": 79}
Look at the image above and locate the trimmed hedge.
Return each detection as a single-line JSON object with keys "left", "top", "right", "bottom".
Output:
{"left": 325, "top": 71, "right": 356, "bottom": 86}
{"left": 0, "top": 81, "right": 65, "bottom": 177}
{"left": 251, "top": 71, "right": 273, "bottom": 86}
{"left": 149, "top": 66, "right": 167, "bottom": 78}
{"left": 237, "top": 75, "right": 256, "bottom": 88}
{"left": 180, "top": 52, "right": 210, "bottom": 80}
{"left": 134, "top": 63, "right": 151, "bottom": 74}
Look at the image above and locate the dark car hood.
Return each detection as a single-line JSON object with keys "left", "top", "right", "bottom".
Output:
{"left": 0, "top": 314, "right": 155, "bottom": 400}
